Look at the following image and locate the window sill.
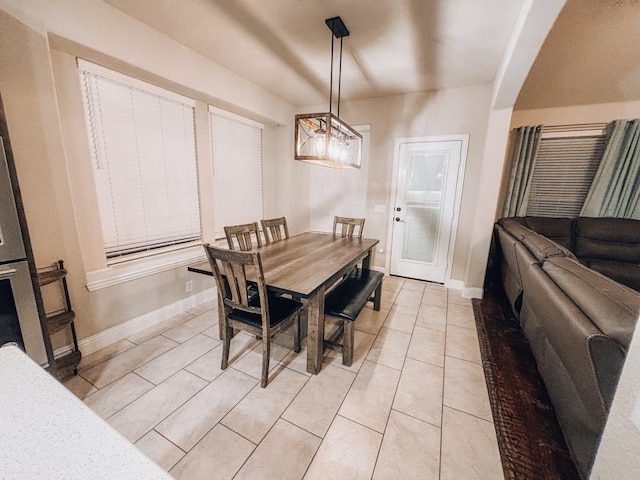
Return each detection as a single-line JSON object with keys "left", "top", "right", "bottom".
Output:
{"left": 85, "top": 245, "right": 206, "bottom": 292}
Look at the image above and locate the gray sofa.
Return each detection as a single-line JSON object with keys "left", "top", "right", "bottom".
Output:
{"left": 494, "top": 216, "right": 640, "bottom": 478}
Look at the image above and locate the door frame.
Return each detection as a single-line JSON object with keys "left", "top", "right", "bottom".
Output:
{"left": 385, "top": 134, "right": 469, "bottom": 285}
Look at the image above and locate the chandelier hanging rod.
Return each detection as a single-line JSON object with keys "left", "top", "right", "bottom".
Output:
{"left": 325, "top": 16, "right": 349, "bottom": 118}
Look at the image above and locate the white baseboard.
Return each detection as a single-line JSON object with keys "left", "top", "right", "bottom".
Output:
{"left": 54, "top": 287, "right": 216, "bottom": 358}
{"left": 445, "top": 279, "right": 465, "bottom": 291}
{"left": 463, "top": 287, "right": 484, "bottom": 299}
{"left": 444, "top": 278, "right": 483, "bottom": 299}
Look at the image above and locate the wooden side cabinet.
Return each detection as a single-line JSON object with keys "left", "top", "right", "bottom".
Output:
{"left": 37, "top": 260, "right": 81, "bottom": 380}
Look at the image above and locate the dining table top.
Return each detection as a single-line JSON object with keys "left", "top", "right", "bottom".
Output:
{"left": 188, "top": 232, "right": 379, "bottom": 297}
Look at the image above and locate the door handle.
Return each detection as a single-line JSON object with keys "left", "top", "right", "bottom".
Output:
{"left": 0, "top": 267, "right": 17, "bottom": 279}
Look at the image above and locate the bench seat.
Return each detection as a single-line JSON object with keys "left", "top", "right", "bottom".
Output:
{"left": 324, "top": 268, "right": 384, "bottom": 365}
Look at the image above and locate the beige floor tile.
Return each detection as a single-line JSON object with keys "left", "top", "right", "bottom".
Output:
{"left": 81, "top": 336, "right": 178, "bottom": 388}
{"left": 135, "top": 334, "right": 220, "bottom": 385}
{"left": 63, "top": 374, "right": 97, "bottom": 399}
{"left": 78, "top": 339, "right": 137, "bottom": 373}
{"left": 135, "top": 430, "right": 185, "bottom": 472}
{"left": 324, "top": 329, "right": 376, "bottom": 373}
{"left": 444, "top": 356, "right": 492, "bottom": 421}
{"left": 234, "top": 419, "right": 321, "bottom": 480}
{"left": 402, "top": 279, "right": 427, "bottom": 293}
{"left": 231, "top": 338, "right": 294, "bottom": 381}
{"left": 448, "top": 290, "right": 472, "bottom": 307}
{"left": 416, "top": 303, "right": 447, "bottom": 332}
{"left": 373, "top": 410, "right": 441, "bottom": 480}
{"left": 170, "top": 424, "right": 255, "bottom": 480}
{"left": 304, "top": 415, "right": 382, "bottom": 480}
{"left": 383, "top": 305, "right": 418, "bottom": 334}
{"left": 366, "top": 327, "right": 411, "bottom": 370}
{"left": 84, "top": 372, "right": 154, "bottom": 419}
{"left": 440, "top": 407, "right": 503, "bottom": 480}
{"left": 421, "top": 287, "right": 448, "bottom": 308}
{"left": 200, "top": 324, "right": 220, "bottom": 340}
{"left": 282, "top": 364, "right": 355, "bottom": 437}
{"left": 156, "top": 368, "right": 257, "bottom": 451}
{"left": 162, "top": 311, "right": 217, "bottom": 343}
{"left": 446, "top": 324, "right": 482, "bottom": 364}
{"left": 407, "top": 325, "right": 446, "bottom": 367}
{"left": 221, "top": 367, "right": 308, "bottom": 444}
{"left": 379, "top": 289, "right": 398, "bottom": 311}
{"left": 447, "top": 303, "right": 476, "bottom": 330}
{"left": 126, "top": 312, "right": 194, "bottom": 345}
{"left": 394, "top": 288, "right": 424, "bottom": 309}
{"left": 355, "top": 307, "right": 389, "bottom": 335}
{"left": 393, "top": 358, "right": 444, "bottom": 427}
{"left": 107, "top": 370, "right": 207, "bottom": 443}
{"left": 280, "top": 335, "right": 312, "bottom": 375}
{"left": 339, "top": 360, "right": 400, "bottom": 433}
{"left": 185, "top": 332, "right": 259, "bottom": 382}
{"left": 382, "top": 275, "right": 405, "bottom": 291}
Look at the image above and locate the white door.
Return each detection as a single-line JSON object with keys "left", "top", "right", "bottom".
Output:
{"left": 389, "top": 138, "right": 464, "bottom": 283}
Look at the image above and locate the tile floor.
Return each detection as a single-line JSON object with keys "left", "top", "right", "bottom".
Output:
{"left": 64, "top": 276, "right": 503, "bottom": 479}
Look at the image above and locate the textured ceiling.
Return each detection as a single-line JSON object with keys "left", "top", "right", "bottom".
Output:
{"left": 516, "top": 0, "right": 640, "bottom": 109}
{"left": 104, "top": 0, "right": 525, "bottom": 107}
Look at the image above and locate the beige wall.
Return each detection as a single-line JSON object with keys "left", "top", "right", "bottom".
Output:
{"left": 0, "top": 1, "right": 300, "bottom": 345}
{"left": 511, "top": 100, "right": 640, "bottom": 127}
{"left": 304, "top": 84, "right": 494, "bottom": 287}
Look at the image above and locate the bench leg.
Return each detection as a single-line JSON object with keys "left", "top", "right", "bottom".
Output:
{"left": 343, "top": 320, "right": 354, "bottom": 367}
{"left": 373, "top": 281, "right": 382, "bottom": 311}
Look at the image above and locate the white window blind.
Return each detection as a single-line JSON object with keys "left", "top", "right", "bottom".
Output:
{"left": 78, "top": 60, "right": 201, "bottom": 262}
{"left": 526, "top": 125, "right": 607, "bottom": 218}
{"left": 308, "top": 125, "right": 370, "bottom": 232}
{"left": 209, "top": 106, "right": 264, "bottom": 238}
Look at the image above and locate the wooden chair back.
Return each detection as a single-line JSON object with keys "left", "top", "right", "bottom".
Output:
{"left": 204, "top": 243, "right": 268, "bottom": 325}
{"left": 333, "top": 216, "right": 365, "bottom": 239}
{"left": 261, "top": 217, "right": 289, "bottom": 244}
{"left": 224, "top": 222, "right": 262, "bottom": 251}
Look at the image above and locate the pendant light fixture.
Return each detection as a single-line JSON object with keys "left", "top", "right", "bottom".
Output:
{"left": 294, "top": 16, "right": 362, "bottom": 169}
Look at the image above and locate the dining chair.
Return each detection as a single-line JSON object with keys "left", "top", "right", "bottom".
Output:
{"left": 333, "top": 216, "right": 365, "bottom": 239}
{"left": 261, "top": 216, "right": 289, "bottom": 244}
{"left": 204, "top": 244, "right": 303, "bottom": 387}
{"left": 224, "top": 222, "right": 262, "bottom": 251}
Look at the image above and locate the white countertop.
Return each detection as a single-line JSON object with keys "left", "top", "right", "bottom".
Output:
{"left": 0, "top": 344, "right": 172, "bottom": 479}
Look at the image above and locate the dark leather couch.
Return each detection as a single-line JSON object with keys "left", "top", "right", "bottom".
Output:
{"left": 494, "top": 216, "right": 640, "bottom": 478}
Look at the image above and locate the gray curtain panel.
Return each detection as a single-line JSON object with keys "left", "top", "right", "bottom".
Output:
{"left": 503, "top": 125, "right": 543, "bottom": 217}
{"left": 581, "top": 119, "right": 640, "bottom": 218}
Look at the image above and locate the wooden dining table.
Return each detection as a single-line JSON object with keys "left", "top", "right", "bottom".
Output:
{"left": 187, "top": 232, "right": 379, "bottom": 374}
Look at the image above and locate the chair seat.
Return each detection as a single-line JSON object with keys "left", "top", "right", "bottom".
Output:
{"left": 228, "top": 295, "right": 303, "bottom": 328}
{"left": 325, "top": 268, "right": 384, "bottom": 321}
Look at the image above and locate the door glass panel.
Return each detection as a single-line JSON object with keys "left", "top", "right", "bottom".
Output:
{"left": 401, "top": 150, "right": 448, "bottom": 264}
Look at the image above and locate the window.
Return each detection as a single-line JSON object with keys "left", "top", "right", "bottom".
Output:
{"left": 526, "top": 124, "right": 607, "bottom": 217}
{"left": 209, "top": 107, "right": 264, "bottom": 238}
{"left": 308, "top": 125, "right": 370, "bottom": 232}
{"left": 78, "top": 60, "right": 200, "bottom": 263}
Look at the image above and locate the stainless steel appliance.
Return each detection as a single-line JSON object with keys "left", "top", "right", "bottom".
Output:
{"left": 0, "top": 136, "right": 48, "bottom": 365}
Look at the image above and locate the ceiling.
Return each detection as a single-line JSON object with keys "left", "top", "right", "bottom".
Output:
{"left": 516, "top": 0, "right": 640, "bottom": 109}
{"left": 104, "top": 0, "right": 525, "bottom": 107}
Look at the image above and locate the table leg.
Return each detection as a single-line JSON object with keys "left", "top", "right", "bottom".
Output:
{"left": 362, "top": 248, "right": 372, "bottom": 270}
{"left": 306, "top": 286, "right": 325, "bottom": 375}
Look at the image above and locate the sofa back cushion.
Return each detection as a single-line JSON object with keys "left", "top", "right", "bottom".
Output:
{"left": 574, "top": 217, "right": 640, "bottom": 263}
{"left": 543, "top": 256, "right": 640, "bottom": 350}
{"left": 520, "top": 216, "right": 574, "bottom": 250}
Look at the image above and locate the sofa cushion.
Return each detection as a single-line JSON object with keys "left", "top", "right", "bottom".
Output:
{"left": 543, "top": 256, "right": 640, "bottom": 349}
{"left": 574, "top": 217, "right": 640, "bottom": 263}
{"left": 520, "top": 216, "right": 574, "bottom": 250}
{"left": 522, "top": 232, "right": 571, "bottom": 262}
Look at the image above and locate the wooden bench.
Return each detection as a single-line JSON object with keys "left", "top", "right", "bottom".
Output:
{"left": 324, "top": 268, "right": 384, "bottom": 366}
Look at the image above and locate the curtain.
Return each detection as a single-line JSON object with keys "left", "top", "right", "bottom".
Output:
{"left": 580, "top": 119, "right": 640, "bottom": 218}
{"left": 502, "top": 125, "right": 543, "bottom": 217}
